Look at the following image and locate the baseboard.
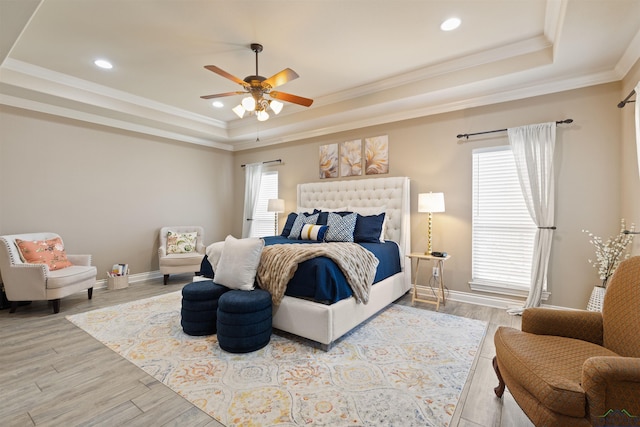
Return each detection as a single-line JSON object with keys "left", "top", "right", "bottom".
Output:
{"left": 446, "top": 289, "right": 570, "bottom": 310}
{"left": 446, "top": 289, "right": 524, "bottom": 309}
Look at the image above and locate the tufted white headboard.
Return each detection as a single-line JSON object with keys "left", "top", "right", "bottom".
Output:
{"left": 297, "top": 177, "right": 411, "bottom": 263}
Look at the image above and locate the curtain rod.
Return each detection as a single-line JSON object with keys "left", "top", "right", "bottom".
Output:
{"left": 456, "top": 119, "right": 573, "bottom": 140}
{"left": 240, "top": 159, "right": 282, "bottom": 168}
{"left": 617, "top": 89, "right": 636, "bottom": 108}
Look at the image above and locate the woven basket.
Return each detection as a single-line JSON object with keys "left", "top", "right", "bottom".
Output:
{"left": 107, "top": 274, "right": 129, "bottom": 290}
{"left": 586, "top": 286, "right": 606, "bottom": 312}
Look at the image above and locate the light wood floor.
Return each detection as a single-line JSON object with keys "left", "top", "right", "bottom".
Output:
{"left": 0, "top": 276, "right": 534, "bottom": 426}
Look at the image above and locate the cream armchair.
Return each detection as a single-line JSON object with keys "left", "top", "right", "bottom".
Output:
{"left": 158, "top": 226, "right": 205, "bottom": 285}
{"left": 0, "top": 232, "right": 97, "bottom": 314}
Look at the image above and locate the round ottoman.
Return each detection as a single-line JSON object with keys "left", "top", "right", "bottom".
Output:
{"left": 217, "top": 289, "right": 272, "bottom": 353}
{"left": 181, "top": 280, "right": 229, "bottom": 336}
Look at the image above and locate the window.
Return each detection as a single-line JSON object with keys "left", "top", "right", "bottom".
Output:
{"left": 249, "top": 171, "right": 278, "bottom": 237}
{"left": 470, "top": 147, "right": 537, "bottom": 297}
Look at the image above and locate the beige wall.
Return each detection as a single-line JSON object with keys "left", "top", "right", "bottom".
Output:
{"left": 234, "top": 82, "right": 628, "bottom": 309}
{"left": 1, "top": 77, "right": 636, "bottom": 309}
{"left": 0, "top": 106, "right": 235, "bottom": 279}
{"left": 621, "top": 59, "right": 640, "bottom": 255}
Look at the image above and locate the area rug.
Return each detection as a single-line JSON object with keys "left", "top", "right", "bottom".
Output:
{"left": 67, "top": 292, "right": 486, "bottom": 426}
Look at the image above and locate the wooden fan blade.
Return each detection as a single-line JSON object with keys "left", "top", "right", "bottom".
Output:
{"left": 204, "top": 65, "right": 248, "bottom": 87}
{"left": 270, "top": 91, "right": 313, "bottom": 107}
{"left": 263, "top": 68, "right": 299, "bottom": 89}
{"left": 200, "top": 91, "right": 245, "bottom": 99}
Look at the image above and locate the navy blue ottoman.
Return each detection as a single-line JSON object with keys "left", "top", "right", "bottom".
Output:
{"left": 217, "top": 289, "right": 272, "bottom": 353}
{"left": 181, "top": 280, "right": 229, "bottom": 336}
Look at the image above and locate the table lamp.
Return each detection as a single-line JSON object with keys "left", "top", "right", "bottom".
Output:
{"left": 267, "top": 198, "right": 285, "bottom": 235}
{"left": 418, "top": 192, "right": 445, "bottom": 255}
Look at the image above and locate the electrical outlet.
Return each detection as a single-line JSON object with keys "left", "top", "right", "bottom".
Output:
{"left": 432, "top": 266, "right": 439, "bottom": 277}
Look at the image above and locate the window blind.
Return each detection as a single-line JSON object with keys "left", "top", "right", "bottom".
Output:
{"left": 471, "top": 147, "right": 536, "bottom": 290}
{"left": 250, "top": 171, "right": 278, "bottom": 237}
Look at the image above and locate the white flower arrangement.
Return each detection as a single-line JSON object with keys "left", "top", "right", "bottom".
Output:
{"left": 582, "top": 219, "right": 635, "bottom": 288}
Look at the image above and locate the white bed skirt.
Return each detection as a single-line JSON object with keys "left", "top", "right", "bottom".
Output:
{"left": 272, "top": 270, "right": 411, "bottom": 347}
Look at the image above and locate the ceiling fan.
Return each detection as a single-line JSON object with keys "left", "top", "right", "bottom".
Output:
{"left": 201, "top": 43, "right": 313, "bottom": 121}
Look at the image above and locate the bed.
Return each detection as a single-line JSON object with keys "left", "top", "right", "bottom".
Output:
{"left": 270, "top": 176, "right": 411, "bottom": 349}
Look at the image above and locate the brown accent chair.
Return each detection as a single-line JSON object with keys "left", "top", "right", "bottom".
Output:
{"left": 493, "top": 256, "right": 640, "bottom": 427}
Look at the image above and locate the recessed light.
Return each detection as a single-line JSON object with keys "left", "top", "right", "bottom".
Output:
{"left": 94, "top": 59, "right": 113, "bottom": 69}
{"left": 440, "top": 17, "right": 461, "bottom": 31}
{"left": 212, "top": 101, "right": 224, "bottom": 108}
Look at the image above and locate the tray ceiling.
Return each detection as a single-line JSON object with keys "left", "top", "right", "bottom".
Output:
{"left": 1, "top": 0, "right": 639, "bottom": 151}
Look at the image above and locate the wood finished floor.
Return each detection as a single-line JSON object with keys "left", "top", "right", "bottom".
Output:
{"left": 0, "top": 276, "right": 534, "bottom": 426}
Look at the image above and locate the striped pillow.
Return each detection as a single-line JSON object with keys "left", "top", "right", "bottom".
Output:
{"left": 288, "top": 213, "right": 319, "bottom": 240}
{"left": 300, "top": 224, "right": 328, "bottom": 241}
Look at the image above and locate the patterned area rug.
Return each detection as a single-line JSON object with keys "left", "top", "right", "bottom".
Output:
{"left": 67, "top": 292, "right": 486, "bottom": 426}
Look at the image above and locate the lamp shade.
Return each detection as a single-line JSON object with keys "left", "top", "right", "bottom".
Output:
{"left": 232, "top": 104, "right": 246, "bottom": 118}
{"left": 241, "top": 96, "right": 256, "bottom": 112}
{"left": 267, "top": 199, "right": 285, "bottom": 213}
{"left": 270, "top": 100, "right": 283, "bottom": 114}
{"left": 418, "top": 192, "right": 445, "bottom": 213}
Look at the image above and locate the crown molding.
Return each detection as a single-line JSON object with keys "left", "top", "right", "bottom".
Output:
{"left": 0, "top": 93, "right": 234, "bottom": 150}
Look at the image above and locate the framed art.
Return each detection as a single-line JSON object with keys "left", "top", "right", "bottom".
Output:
{"left": 319, "top": 143, "right": 338, "bottom": 179}
{"left": 365, "top": 135, "right": 389, "bottom": 175}
{"left": 340, "top": 139, "right": 362, "bottom": 177}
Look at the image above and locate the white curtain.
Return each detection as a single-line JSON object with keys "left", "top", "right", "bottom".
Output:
{"left": 635, "top": 82, "right": 640, "bottom": 182}
{"left": 242, "top": 163, "right": 263, "bottom": 238}
{"left": 506, "top": 122, "right": 556, "bottom": 315}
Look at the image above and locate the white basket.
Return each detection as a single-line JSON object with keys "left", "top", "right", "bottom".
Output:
{"left": 107, "top": 274, "right": 129, "bottom": 290}
{"left": 586, "top": 286, "right": 606, "bottom": 312}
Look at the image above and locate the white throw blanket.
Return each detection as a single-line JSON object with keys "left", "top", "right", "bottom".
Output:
{"left": 206, "top": 241, "right": 379, "bottom": 306}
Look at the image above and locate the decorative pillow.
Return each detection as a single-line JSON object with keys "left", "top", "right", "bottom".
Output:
{"left": 324, "top": 212, "right": 357, "bottom": 242}
{"left": 166, "top": 231, "right": 197, "bottom": 254}
{"left": 300, "top": 224, "right": 329, "bottom": 241}
{"left": 354, "top": 213, "right": 386, "bottom": 243}
{"left": 348, "top": 205, "right": 387, "bottom": 242}
{"left": 288, "top": 213, "right": 319, "bottom": 240}
{"left": 317, "top": 210, "right": 352, "bottom": 225}
{"left": 15, "top": 237, "right": 73, "bottom": 271}
{"left": 214, "top": 235, "right": 264, "bottom": 291}
{"left": 280, "top": 212, "right": 298, "bottom": 236}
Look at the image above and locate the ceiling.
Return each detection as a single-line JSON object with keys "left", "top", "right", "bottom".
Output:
{"left": 1, "top": 0, "right": 639, "bottom": 151}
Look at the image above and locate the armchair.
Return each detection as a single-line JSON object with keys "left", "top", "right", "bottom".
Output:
{"left": 158, "top": 226, "right": 205, "bottom": 285}
{"left": 493, "top": 256, "right": 640, "bottom": 426}
{"left": 0, "top": 232, "right": 97, "bottom": 314}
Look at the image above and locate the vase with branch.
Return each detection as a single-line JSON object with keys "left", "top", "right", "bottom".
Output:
{"left": 582, "top": 219, "right": 635, "bottom": 288}
{"left": 582, "top": 219, "right": 635, "bottom": 312}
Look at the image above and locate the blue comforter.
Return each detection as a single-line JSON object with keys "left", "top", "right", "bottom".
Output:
{"left": 261, "top": 236, "right": 401, "bottom": 304}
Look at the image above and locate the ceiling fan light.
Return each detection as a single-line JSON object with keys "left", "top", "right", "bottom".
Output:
{"left": 257, "top": 110, "right": 269, "bottom": 121}
{"left": 232, "top": 104, "right": 246, "bottom": 118}
{"left": 242, "top": 96, "right": 256, "bottom": 111}
{"left": 270, "top": 100, "right": 283, "bottom": 115}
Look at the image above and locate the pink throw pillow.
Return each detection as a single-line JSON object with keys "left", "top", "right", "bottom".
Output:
{"left": 15, "top": 237, "right": 73, "bottom": 271}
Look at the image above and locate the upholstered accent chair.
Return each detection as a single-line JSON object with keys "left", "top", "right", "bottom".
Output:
{"left": 493, "top": 256, "right": 640, "bottom": 427}
{"left": 0, "top": 232, "right": 96, "bottom": 314}
{"left": 158, "top": 226, "right": 205, "bottom": 285}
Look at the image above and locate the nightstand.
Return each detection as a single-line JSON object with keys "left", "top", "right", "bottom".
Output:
{"left": 407, "top": 253, "right": 451, "bottom": 310}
